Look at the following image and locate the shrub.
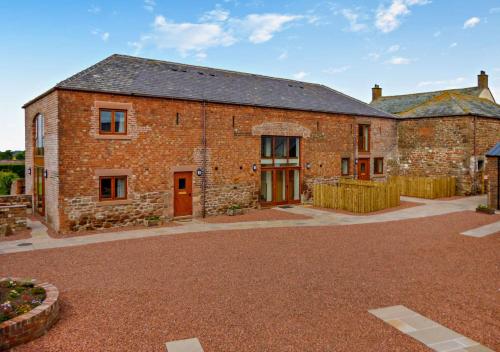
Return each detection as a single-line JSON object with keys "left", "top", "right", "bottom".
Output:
{"left": 0, "top": 171, "right": 18, "bottom": 195}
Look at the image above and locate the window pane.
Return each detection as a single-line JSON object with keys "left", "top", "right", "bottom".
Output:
{"left": 100, "top": 178, "right": 112, "bottom": 199}
{"left": 274, "top": 137, "right": 286, "bottom": 158}
{"left": 342, "top": 159, "right": 349, "bottom": 175}
{"left": 364, "top": 127, "right": 369, "bottom": 150}
{"left": 360, "top": 163, "right": 366, "bottom": 173}
{"left": 115, "top": 178, "right": 126, "bottom": 198}
{"left": 115, "top": 112, "right": 126, "bottom": 133}
{"left": 289, "top": 169, "right": 300, "bottom": 201}
{"left": 100, "top": 111, "right": 112, "bottom": 132}
{"left": 260, "top": 171, "right": 273, "bottom": 202}
{"left": 261, "top": 137, "right": 272, "bottom": 158}
{"left": 289, "top": 137, "right": 299, "bottom": 158}
{"left": 375, "top": 159, "right": 383, "bottom": 174}
{"left": 275, "top": 169, "right": 286, "bottom": 202}
{"left": 178, "top": 178, "right": 186, "bottom": 190}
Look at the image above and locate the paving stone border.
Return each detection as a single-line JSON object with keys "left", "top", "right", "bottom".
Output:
{"left": 369, "top": 305, "right": 494, "bottom": 352}
{"left": 0, "top": 278, "right": 60, "bottom": 351}
{"left": 165, "top": 337, "right": 204, "bottom": 352}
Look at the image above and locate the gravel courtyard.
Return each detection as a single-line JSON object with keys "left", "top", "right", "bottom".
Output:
{"left": 1, "top": 211, "right": 499, "bottom": 351}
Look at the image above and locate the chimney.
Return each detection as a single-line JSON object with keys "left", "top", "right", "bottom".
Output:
{"left": 372, "top": 84, "right": 382, "bottom": 100}
{"left": 478, "top": 70, "right": 488, "bottom": 89}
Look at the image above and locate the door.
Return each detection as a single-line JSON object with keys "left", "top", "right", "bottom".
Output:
{"left": 357, "top": 158, "right": 370, "bottom": 181}
{"left": 260, "top": 168, "right": 300, "bottom": 205}
{"left": 34, "top": 166, "right": 45, "bottom": 215}
{"left": 174, "top": 172, "right": 193, "bottom": 217}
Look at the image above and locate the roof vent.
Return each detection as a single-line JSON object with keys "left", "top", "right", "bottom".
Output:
{"left": 181, "top": 69, "right": 187, "bottom": 73}
{"left": 198, "top": 71, "right": 204, "bottom": 75}
{"left": 209, "top": 73, "right": 216, "bottom": 77}
{"left": 171, "top": 68, "right": 178, "bottom": 72}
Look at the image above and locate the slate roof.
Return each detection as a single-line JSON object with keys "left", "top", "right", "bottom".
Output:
{"left": 24, "top": 54, "right": 393, "bottom": 118}
{"left": 370, "top": 87, "right": 500, "bottom": 119}
{"left": 486, "top": 142, "right": 500, "bottom": 157}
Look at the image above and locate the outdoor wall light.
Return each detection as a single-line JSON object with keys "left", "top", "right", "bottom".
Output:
{"left": 27, "top": 167, "right": 31, "bottom": 175}
{"left": 306, "top": 162, "right": 311, "bottom": 169}
{"left": 196, "top": 168, "right": 204, "bottom": 177}
{"left": 44, "top": 169, "right": 48, "bottom": 178}
{"left": 252, "top": 164, "right": 257, "bottom": 172}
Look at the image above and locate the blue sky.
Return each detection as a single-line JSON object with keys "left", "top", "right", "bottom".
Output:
{"left": 1, "top": 0, "right": 499, "bottom": 149}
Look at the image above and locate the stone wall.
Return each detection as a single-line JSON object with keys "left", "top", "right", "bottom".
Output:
{"left": 486, "top": 156, "right": 499, "bottom": 210}
{"left": 397, "top": 116, "right": 500, "bottom": 195}
{"left": 0, "top": 194, "right": 32, "bottom": 208}
{"left": 0, "top": 205, "right": 27, "bottom": 234}
{"left": 63, "top": 191, "right": 167, "bottom": 232}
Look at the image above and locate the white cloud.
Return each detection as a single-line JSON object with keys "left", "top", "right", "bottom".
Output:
{"left": 92, "top": 29, "right": 110, "bottom": 42}
{"left": 433, "top": 30, "right": 441, "bottom": 37}
{"left": 463, "top": 17, "right": 480, "bottom": 29}
{"left": 278, "top": 50, "right": 288, "bottom": 60}
{"left": 200, "top": 6, "right": 230, "bottom": 22}
{"left": 340, "top": 9, "right": 367, "bottom": 32}
{"left": 323, "top": 65, "right": 351, "bottom": 74}
{"left": 387, "top": 56, "right": 411, "bottom": 65}
{"left": 387, "top": 44, "right": 400, "bottom": 53}
{"left": 417, "top": 77, "right": 465, "bottom": 88}
{"left": 88, "top": 5, "right": 101, "bottom": 14}
{"left": 149, "top": 15, "right": 236, "bottom": 55}
{"left": 368, "top": 52, "right": 381, "bottom": 61}
{"left": 195, "top": 52, "right": 207, "bottom": 60}
{"left": 375, "top": 0, "right": 430, "bottom": 33}
{"left": 449, "top": 42, "right": 457, "bottom": 48}
{"left": 489, "top": 8, "right": 500, "bottom": 14}
{"left": 237, "top": 14, "right": 302, "bottom": 43}
{"left": 132, "top": 10, "right": 304, "bottom": 57}
{"left": 293, "top": 71, "right": 308, "bottom": 80}
{"left": 144, "top": 0, "right": 155, "bottom": 12}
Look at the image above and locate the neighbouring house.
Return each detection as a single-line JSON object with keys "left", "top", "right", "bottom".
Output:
{"left": 370, "top": 71, "right": 500, "bottom": 195}
{"left": 486, "top": 142, "right": 500, "bottom": 210}
{"left": 23, "top": 54, "right": 398, "bottom": 233}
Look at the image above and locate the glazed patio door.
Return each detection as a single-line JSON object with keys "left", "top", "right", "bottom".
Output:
{"left": 260, "top": 168, "right": 300, "bottom": 205}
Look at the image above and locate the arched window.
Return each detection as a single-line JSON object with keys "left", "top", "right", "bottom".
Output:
{"left": 34, "top": 114, "right": 44, "bottom": 156}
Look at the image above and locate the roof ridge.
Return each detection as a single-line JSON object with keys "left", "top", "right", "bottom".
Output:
{"left": 377, "top": 86, "right": 479, "bottom": 100}
{"left": 319, "top": 84, "right": 398, "bottom": 118}
{"left": 448, "top": 93, "right": 470, "bottom": 114}
{"left": 113, "top": 54, "right": 321, "bottom": 87}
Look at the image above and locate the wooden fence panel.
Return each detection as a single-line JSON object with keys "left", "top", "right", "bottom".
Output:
{"left": 389, "top": 176, "right": 456, "bottom": 199}
{"left": 313, "top": 180, "right": 400, "bottom": 213}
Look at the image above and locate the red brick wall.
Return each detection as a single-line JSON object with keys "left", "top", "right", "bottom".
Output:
{"left": 24, "top": 91, "right": 59, "bottom": 229}
{"left": 486, "top": 156, "right": 499, "bottom": 210}
{"left": 21, "top": 90, "right": 395, "bottom": 232}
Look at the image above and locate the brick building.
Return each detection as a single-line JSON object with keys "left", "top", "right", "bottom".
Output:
{"left": 370, "top": 71, "right": 500, "bottom": 194}
{"left": 486, "top": 143, "right": 500, "bottom": 210}
{"left": 23, "top": 54, "right": 397, "bottom": 233}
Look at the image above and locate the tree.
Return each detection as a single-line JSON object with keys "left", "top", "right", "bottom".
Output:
{"left": 0, "top": 150, "right": 14, "bottom": 160}
{"left": 0, "top": 171, "right": 18, "bottom": 195}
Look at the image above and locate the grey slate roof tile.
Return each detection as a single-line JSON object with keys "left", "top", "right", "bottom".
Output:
{"left": 49, "top": 54, "right": 394, "bottom": 118}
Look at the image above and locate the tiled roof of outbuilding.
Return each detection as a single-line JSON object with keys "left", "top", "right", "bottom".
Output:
{"left": 30, "top": 54, "right": 393, "bottom": 118}
{"left": 370, "top": 87, "right": 500, "bottom": 119}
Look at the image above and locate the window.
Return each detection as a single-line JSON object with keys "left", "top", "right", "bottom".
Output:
{"left": 99, "top": 109, "right": 127, "bottom": 134}
{"left": 260, "top": 136, "right": 300, "bottom": 167}
{"left": 477, "top": 159, "right": 484, "bottom": 171}
{"left": 358, "top": 124, "right": 370, "bottom": 152}
{"left": 374, "top": 158, "right": 384, "bottom": 174}
{"left": 341, "top": 158, "right": 350, "bottom": 176}
{"left": 99, "top": 176, "right": 127, "bottom": 200}
{"left": 34, "top": 114, "right": 44, "bottom": 156}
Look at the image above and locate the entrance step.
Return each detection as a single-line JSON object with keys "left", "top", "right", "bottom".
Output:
{"left": 173, "top": 216, "right": 193, "bottom": 223}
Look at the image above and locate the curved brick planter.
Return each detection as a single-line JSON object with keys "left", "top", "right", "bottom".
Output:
{"left": 0, "top": 279, "right": 60, "bottom": 351}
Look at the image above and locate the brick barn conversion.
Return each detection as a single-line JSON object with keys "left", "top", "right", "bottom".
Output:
{"left": 370, "top": 71, "right": 500, "bottom": 195}
{"left": 23, "top": 54, "right": 399, "bottom": 233}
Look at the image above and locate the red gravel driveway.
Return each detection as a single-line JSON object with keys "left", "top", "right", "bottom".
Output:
{"left": 203, "top": 208, "right": 311, "bottom": 223}
{"left": 1, "top": 211, "right": 499, "bottom": 351}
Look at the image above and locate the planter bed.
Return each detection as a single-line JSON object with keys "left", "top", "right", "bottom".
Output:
{"left": 0, "top": 278, "right": 59, "bottom": 351}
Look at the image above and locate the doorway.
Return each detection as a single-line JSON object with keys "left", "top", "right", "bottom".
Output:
{"left": 357, "top": 158, "right": 370, "bottom": 181}
{"left": 34, "top": 166, "right": 45, "bottom": 215}
{"left": 260, "top": 168, "right": 300, "bottom": 205}
{"left": 174, "top": 172, "right": 193, "bottom": 217}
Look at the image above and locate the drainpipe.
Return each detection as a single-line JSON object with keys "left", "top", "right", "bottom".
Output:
{"left": 353, "top": 122, "right": 357, "bottom": 179}
{"left": 497, "top": 158, "right": 500, "bottom": 210}
{"left": 473, "top": 115, "right": 477, "bottom": 194}
{"left": 202, "top": 100, "right": 207, "bottom": 218}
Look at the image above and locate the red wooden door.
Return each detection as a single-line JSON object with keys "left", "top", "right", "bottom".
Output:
{"left": 174, "top": 172, "right": 193, "bottom": 217}
{"left": 357, "top": 159, "right": 370, "bottom": 181}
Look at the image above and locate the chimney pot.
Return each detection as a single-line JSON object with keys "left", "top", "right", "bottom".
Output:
{"left": 478, "top": 71, "right": 488, "bottom": 89}
{"left": 372, "top": 84, "right": 382, "bottom": 100}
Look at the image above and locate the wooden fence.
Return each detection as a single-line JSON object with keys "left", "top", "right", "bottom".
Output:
{"left": 313, "top": 180, "right": 400, "bottom": 213}
{"left": 389, "top": 176, "right": 456, "bottom": 199}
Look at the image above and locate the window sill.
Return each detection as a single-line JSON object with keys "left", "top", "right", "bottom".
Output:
{"left": 96, "top": 199, "right": 133, "bottom": 207}
{"left": 95, "top": 135, "right": 132, "bottom": 140}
